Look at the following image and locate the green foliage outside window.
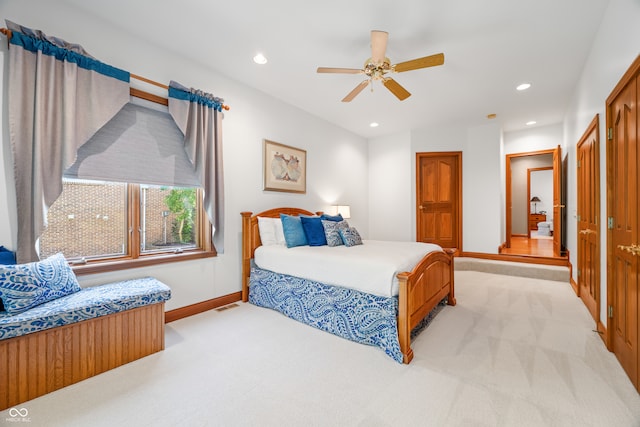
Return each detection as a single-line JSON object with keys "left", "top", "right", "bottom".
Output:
{"left": 163, "top": 188, "right": 197, "bottom": 243}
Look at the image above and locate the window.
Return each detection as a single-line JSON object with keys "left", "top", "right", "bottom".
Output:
{"left": 39, "top": 179, "right": 214, "bottom": 274}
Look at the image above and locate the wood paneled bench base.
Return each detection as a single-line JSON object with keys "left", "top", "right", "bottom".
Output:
{"left": 0, "top": 302, "right": 166, "bottom": 411}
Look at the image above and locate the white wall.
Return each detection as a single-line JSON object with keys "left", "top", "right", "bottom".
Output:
{"left": 563, "top": 0, "right": 640, "bottom": 322}
{"left": 368, "top": 132, "right": 412, "bottom": 241}
{"left": 503, "top": 123, "right": 563, "bottom": 155}
{"left": 369, "top": 122, "right": 503, "bottom": 254}
{"left": 463, "top": 124, "right": 502, "bottom": 253}
{"left": 0, "top": 2, "right": 368, "bottom": 310}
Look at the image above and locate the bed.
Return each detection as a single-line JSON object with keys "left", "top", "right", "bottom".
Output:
{"left": 241, "top": 207, "right": 456, "bottom": 363}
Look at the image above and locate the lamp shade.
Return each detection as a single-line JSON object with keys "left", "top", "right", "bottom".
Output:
{"left": 330, "top": 205, "right": 351, "bottom": 219}
{"left": 530, "top": 196, "right": 541, "bottom": 202}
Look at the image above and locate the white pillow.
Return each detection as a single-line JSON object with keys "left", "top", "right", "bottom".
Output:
{"left": 257, "top": 217, "right": 286, "bottom": 246}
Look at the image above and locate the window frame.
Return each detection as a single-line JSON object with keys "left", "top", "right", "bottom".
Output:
{"left": 69, "top": 182, "right": 215, "bottom": 276}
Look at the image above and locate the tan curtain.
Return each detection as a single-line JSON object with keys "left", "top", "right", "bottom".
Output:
{"left": 168, "top": 81, "right": 225, "bottom": 253}
{"left": 5, "top": 20, "right": 130, "bottom": 262}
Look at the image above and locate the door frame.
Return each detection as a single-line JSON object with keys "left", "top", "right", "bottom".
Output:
{"left": 505, "top": 149, "right": 557, "bottom": 249}
{"left": 527, "top": 166, "right": 553, "bottom": 238}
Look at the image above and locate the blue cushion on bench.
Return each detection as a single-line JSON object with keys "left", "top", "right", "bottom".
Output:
{"left": 0, "top": 277, "right": 171, "bottom": 341}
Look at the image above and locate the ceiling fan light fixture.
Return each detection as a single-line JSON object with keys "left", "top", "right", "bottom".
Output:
{"left": 253, "top": 53, "right": 268, "bottom": 65}
{"left": 317, "top": 30, "right": 444, "bottom": 102}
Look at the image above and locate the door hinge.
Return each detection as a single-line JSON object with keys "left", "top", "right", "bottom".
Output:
{"left": 608, "top": 217, "right": 614, "bottom": 229}
{"left": 608, "top": 305, "right": 614, "bottom": 318}
{"left": 608, "top": 128, "right": 613, "bottom": 140}
{"left": 577, "top": 160, "right": 581, "bottom": 168}
{"left": 577, "top": 214, "right": 581, "bottom": 222}
{"left": 577, "top": 268, "right": 581, "bottom": 278}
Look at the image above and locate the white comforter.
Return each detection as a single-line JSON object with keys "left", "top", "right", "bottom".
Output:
{"left": 254, "top": 240, "right": 443, "bottom": 298}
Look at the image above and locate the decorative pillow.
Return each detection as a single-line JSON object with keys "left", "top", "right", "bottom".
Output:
{"left": 321, "top": 219, "right": 349, "bottom": 247}
{"left": 280, "top": 214, "right": 308, "bottom": 248}
{"left": 0, "top": 253, "right": 81, "bottom": 315}
{"left": 257, "top": 217, "right": 285, "bottom": 246}
{"left": 320, "top": 213, "right": 343, "bottom": 222}
{"left": 300, "top": 216, "right": 327, "bottom": 246}
{"left": 339, "top": 227, "right": 363, "bottom": 247}
{"left": 0, "top": 246, "right": 15, "bottom": 265}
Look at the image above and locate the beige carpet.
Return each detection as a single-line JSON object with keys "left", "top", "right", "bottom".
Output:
{"left": 3, "top": 271, "right": 639, "bottom": 426}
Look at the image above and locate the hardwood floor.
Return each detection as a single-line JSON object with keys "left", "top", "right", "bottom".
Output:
{"left": 501, "top": 235, "right": 555, "bottom": 257}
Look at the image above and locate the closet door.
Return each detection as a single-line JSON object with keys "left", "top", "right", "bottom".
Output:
{"left": 607, "top": 65, "right": 639, "bottom": 391}
{"left": 577, "top": 116, "right": 600, "bottom": 322}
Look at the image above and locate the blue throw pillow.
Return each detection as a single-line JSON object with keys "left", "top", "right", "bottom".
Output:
{"left": 280, "top": 214, "right": 308, "bottom": 248}
{"left": 320, "top": 213, "right": 343, "bottom": 222}
{"left": 0, "top": 246, "right": 15, "bottom": 265}
{"left": 0, "top": 253, "right": 81, "bottom": 314}
{"left": 339, "top": 227, "right": 363, "bottom": 247}
{"left": 300, "top": 216, "right": 327, "bottom": 246}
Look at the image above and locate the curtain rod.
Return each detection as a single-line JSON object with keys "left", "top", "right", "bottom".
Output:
{"left": 130, "top": 74, "right": 230, "bottom": 111}
{"left": 0, "top": 28, "right": 229, "bottom": 111}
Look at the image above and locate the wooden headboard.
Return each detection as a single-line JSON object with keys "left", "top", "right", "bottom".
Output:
{"left": 240, "top": 207, "right": 316, "bottom": 301}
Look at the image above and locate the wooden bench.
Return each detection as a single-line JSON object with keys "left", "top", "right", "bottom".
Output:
{"left": 0, "top": 277, "right": 171, "bottom": 410}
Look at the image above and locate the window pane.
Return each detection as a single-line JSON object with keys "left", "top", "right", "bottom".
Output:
{"left": 40, "top": 179, "right": 128, "bottom": 260}
{"left": 140, "top": 185, "right": 199, "bottom": 253}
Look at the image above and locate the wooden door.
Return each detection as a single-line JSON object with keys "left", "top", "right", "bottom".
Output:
{"left": 552, "top": 145, "right": 563, "bottom": 257}
{"left": 416, "top": 152, "right": 461, "bottom": 251}
{"left": 607, "top": 67, "right": 639, "bottom": 391}
{"left": 577, "top": 115, "right": 600, "bottom": 322}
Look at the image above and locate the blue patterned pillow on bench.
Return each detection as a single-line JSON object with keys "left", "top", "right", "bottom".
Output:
{"left": 0, "top": 253, "right": 81, "bottom": 315}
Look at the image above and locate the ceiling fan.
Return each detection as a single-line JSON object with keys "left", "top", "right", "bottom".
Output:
{"left": 317, "top": 30, "right": 444, "bottom": 102}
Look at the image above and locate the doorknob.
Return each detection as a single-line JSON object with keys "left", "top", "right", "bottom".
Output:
{"left": 419, "top": 205, "right": 427, "bottom": 211}
{"left": 554, "top": 204, "right": 566, "bottom": 208}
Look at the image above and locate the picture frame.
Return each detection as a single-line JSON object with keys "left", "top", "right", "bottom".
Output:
{"left": 263, "top": 139, "right": 306, "bottom": 193}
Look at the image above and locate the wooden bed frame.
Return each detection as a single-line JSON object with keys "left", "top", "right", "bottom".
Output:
{"left": 241, "top": 207, "right": 456, "bottom": 364}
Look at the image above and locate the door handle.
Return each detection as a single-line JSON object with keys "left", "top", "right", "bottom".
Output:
{"left": 419, "top": 205, "right": 427, "bottom": 211}
{"left": 618, "top": 244, "right": 640, "bottom": 256}
{"left": 554, "top": 204, "right": 566, "bottom": 208}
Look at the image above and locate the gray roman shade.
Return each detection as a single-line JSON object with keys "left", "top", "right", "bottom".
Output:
{"left": 64, "top": 96, "right": 200, "bottom": 187}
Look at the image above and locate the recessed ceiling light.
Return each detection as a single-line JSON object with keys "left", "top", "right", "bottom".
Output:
{"left": 370, "top": 122, "right": 379, "bottom": 128}
{"left": 253, "top": 53, "right": 267, "bottom": 65}
{"left": 526, "top": 120, "right": 537, "bottom": 126}
{"left": 517, "top": 83, "right": 531, "bottom": 91}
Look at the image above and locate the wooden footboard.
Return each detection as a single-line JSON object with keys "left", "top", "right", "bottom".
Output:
{"left": 0, "top": 303, "right": 165, "bottom": 411}
{"left": 397, "top": 248, "right": 455, "bottom": 364}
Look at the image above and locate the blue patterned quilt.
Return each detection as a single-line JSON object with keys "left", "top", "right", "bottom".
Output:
{"left": 0, "top": 277, "right": 171, "bottom": 340}
{"left": 249, "top": 266, "right": 403, "bottom": 363}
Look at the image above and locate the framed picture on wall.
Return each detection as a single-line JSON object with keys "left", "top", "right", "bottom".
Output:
{"left": 263, "top": 139, "right": 306, "bottom": 193}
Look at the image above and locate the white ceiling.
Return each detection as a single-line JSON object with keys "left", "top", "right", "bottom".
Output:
{"left": 62, "top": 0, "right": 610, "bottom": 138}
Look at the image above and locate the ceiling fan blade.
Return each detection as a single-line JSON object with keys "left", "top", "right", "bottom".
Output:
{"left": 383, "top": 78, "right": 411, "bottom": 101}
{"left": 371, "top": 30, "right": 389, "bottom": 64}
{"left": 393, "top": 53, "right": 445, "bottom": 73}
{"left": 317, "top": 67, "right": 363, "bottom": 74}
{"left": 342, "top": 80, "right": 370, "bottom": 102}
